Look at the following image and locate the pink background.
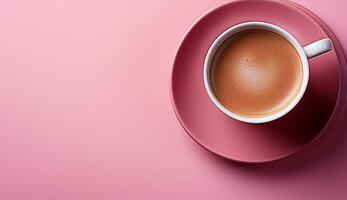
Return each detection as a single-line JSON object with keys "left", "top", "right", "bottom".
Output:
{"left": 0, "top": 0, "right": 346, "bottom": 199}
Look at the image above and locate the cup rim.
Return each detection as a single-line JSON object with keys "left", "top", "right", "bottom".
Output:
{"left": 203, "top": 21, "right": 309, "bottom": 124}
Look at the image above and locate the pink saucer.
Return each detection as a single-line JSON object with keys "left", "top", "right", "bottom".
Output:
{"left": 170, "top": 0, "right": 343, "bottom": 163}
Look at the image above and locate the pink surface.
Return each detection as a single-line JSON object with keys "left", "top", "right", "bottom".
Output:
{"left": 171, "top": 0, "right": 341, "bottom": 163}
{"left": 0, "top": 0, "right": 347, "bottom": 199}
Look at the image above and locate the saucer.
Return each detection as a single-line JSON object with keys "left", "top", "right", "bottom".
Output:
{"left": 170, "top": 0, "right": 343, "bottom": 163}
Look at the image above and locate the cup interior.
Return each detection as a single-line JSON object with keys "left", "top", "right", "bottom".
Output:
{"left": 204, "top": 22, "right": 309, "bottom": 124}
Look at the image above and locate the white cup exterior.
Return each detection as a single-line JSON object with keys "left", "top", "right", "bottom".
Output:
{"left": 203, "top": 22, "right": 332, "bottom": 124}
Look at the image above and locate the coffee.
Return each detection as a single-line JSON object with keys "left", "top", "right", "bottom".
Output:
{"left": 210, "top": 29, "right": 303, "bottom": 118}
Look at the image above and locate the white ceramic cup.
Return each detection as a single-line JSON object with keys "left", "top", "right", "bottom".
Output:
{"left": 204, "top": 22, "right": 333, "bottom": 124}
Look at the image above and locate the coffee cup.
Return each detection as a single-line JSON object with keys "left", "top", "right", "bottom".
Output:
{"left": 204, "top": 22, "right": 333, "bottom": 124}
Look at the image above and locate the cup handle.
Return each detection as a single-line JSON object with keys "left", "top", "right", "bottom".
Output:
{"left": 303, "top": 38, "right": 333, "bottom": 59}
